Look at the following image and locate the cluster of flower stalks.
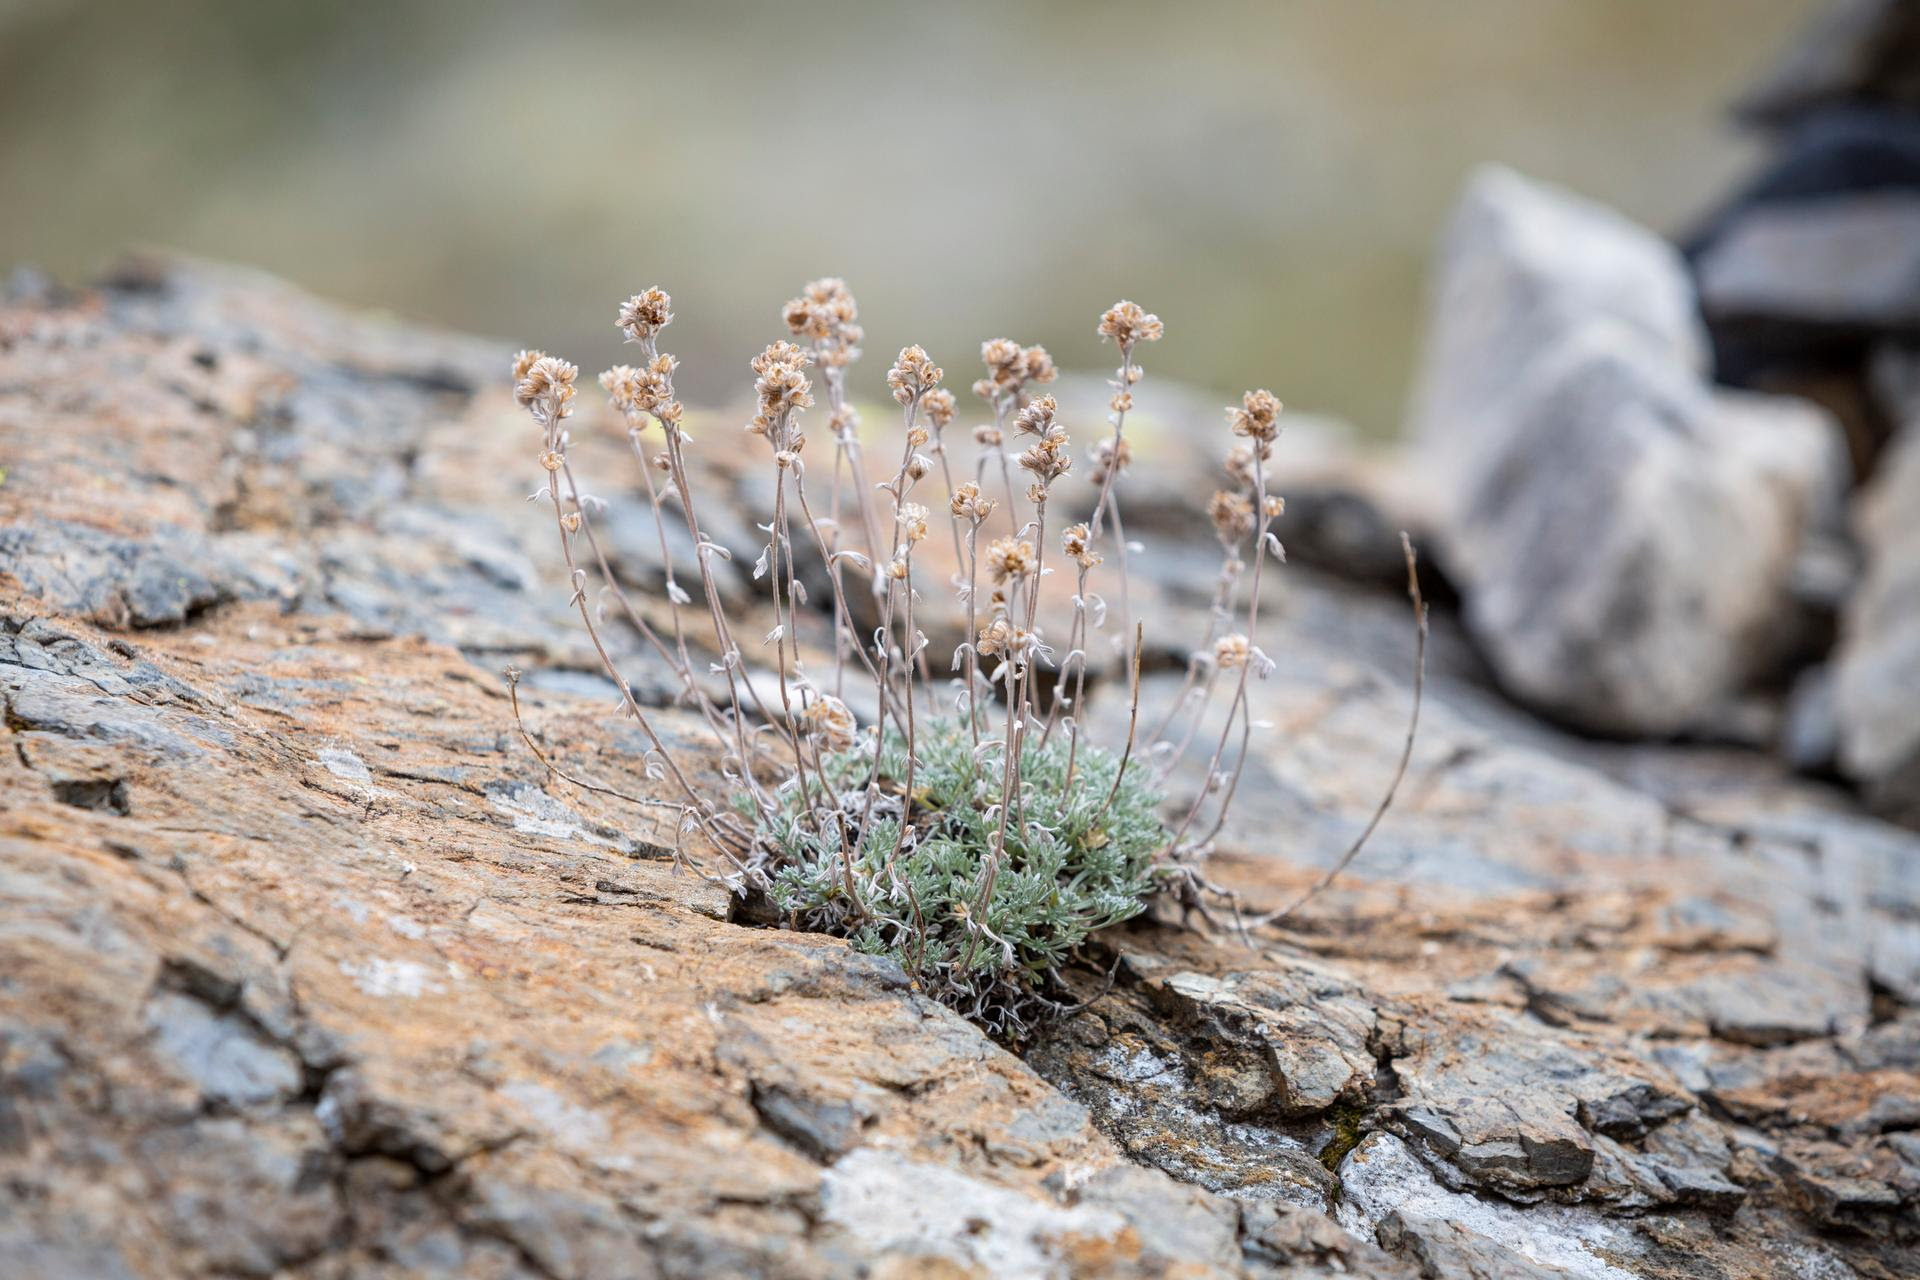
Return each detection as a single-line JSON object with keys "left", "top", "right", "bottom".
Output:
{"left": 509, "top": 281, "right": 1425, "bottom": 1036}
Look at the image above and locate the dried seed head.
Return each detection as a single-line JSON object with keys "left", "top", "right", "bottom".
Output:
{"left": 1021, "top": 345, "right": 1057, "bottom": 385}
{"left": 977, "top": 615, "right": 1012, "bottom": 658}
{"left": 985, "top": 536, "right": 1036, "bottom": 583}
{"left": 898, "top": 502, "right": 929, "bottom": 544}
{"left": 1014, "top": 394, "right": 1057, "bottom": 438}
{"left": 511, "top": 349, "right": 543, "bottom": 382}
{"left": 782, "top": 296, "right": 820, "bottom": 338}
{"left": 950, "top": 481, "right": 996, "bottom": 523}
{"left": 1209, "top": 489, "right": 1255, "bottom": 545}
{"left": 887, "top": 345, "right": 943, "bottom": 405}
{"left": 1019, "top": 440, "right": 1071, "bottom": 489}
{"left": 616, "top": 288, "right": 673, "bottom": 342}
{"left": 800, "top": 694, "right": 858, "bottom": 750}
{"left": 972, "top": 423, "right": 1002, "bottom": 447}
{"left": 749, "top": 341, "right": 814, "bottom": 436}
{"left": 1215, "top": 634, "right": 1251, "bottom": 669}
{"left": 1228, "top": 389, "right": 1283, "bottom": 446}
{"left": 634, "top": 354, "right": 678, "bottom": 418}
{"left": 976, "top": 338, "right": 1056, "bottom": 406}
{"left": 1090, "top": 435, "right": 1132, "bottom": 486}
{"left": 906, "top": 453, "right": 932, "bottom": 481}
{"left": 784, "top": 277, "right": 864, "bottom": 368}
{"left": 1097, "top": 300, "right": 1164, "bottom": 347}
{"left": 1011, "top": 394, "right": 1071, "bottom": 490}
{"left": 981, "top": 338, "right": 1022, "bottom": 377}
{"left": 600, "top": 364, "right": 643, "bottom": 413}
{"left": 1062, "top": 522, "right": 1101, "bottom": 569}
{"left": 516, "top": 355, "right": 579, "bottom": 429}
{"left": 924, "top": 388, "right": 956, "bottom": 429}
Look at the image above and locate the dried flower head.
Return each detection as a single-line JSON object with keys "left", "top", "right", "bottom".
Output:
{"left": 1208, "top": 489, "right": 1255, "bottom": 545}
{"left": 975, "top": 339, "right": 1057, "bottom": 406}
{"left": 887, "top": 345, "right": 943, "bottom": 406}
{"left": 637, "top": 355, "right": 679, "bottom": 418}
{"left": 981, "top": 338, "right": 1022, "bottom": 379}
{"left": 783, "top": 277, "right": 864, "bottom": 368}
{"left": 972, "top": 423, "right": 1003, "bottom": 448}
{"left": 950, "top": 481, "right": 996, "bottom": 524}
{"left": 985, "top": 535, "right": 1036, "bottom": 583}
{"left": 1090, "top": 435, "right": 1132, "bottom": 487}
{"left": 1097, "top": 300, "right": 1164, "bottom": 347}
{"left": 799, "top": 694, "right": 858, "bottom": 750}
{"left": 898, "top": 502, "right": 929, "bottom": 544}
{"left": 511, "top": 349, "right": 543, "bottom": 382}
{"left": 1215, "top": 634, "right": 1251, "bottom": 669}
{"left": 1062, "top": 522, "right": 1100, "bottom": 569}
{"left": 1013, "top": 394, "right": 1058, "bottom": 438}
{"left": 1229, "top": 389, "right": 1283, "bottom": 447}
{"left": 976, "top": 615, "right": 1013, "bottom": 658}
{"left": 515, "top": 355, "right": 579, "bottom": 429}
{"left": 749, "top": 341, "right": 814, "bottom": 436}
{"left": 1021, "top": 345, "right": 1057, "bottom": 385}
{"left": 924, "top": 388, "right": 956, "bottom": 430}
{"left": 617, "top": 288, "right": 673, "bottom": 343}
{"left": 599, "top": 363, "right": 642, "bottom": 412}
{"left": 1019, "top": 439, "right": 1071, "bottom": 489}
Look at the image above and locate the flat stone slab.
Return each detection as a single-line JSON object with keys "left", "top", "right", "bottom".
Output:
{"left": 2, "top": 258, "right": 1917, "bottom": 1277}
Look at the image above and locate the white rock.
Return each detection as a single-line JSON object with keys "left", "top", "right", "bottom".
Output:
{"left": 1408, "top": 167, "right": 1845, "bottom": 735}
{"left": 1833, "top": 417, "right": 1920, "bottom": 823}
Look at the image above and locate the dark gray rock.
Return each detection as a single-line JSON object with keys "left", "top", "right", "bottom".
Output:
{"left": 0, "top": 520, "right": 305, "bottom": 629}
{"left": 1386, "top": 1013, "right": 1696, "bottom": 1201}
{"left": 1735, "top": 0, "right": 1920, "bottom": 126}
{"left": 749, "top": 1081, "right": 865, "bottom": 1161}
{"left": 1695, "top": 191, "right": 1920, "bottom": 334}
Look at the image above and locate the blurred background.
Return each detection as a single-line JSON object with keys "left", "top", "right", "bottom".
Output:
{"left": 0, "top": 0, "right": 1823, "bottom": 436}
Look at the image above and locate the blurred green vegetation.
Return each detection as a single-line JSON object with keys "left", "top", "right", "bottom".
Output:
{"left": 0, "top": 0, "right": 1820, "bottom": 435}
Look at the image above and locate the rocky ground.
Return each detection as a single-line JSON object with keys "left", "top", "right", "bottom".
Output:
{"left": 3, "top": 248, "right": 1919, "bottom": 1280}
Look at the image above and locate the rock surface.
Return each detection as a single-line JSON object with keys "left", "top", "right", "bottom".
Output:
{"left": 1409, "top": 166, "right": 1846, "bottom": 737}
{"left": 3, "top": 259, "right": 1919, "bottom": 1278}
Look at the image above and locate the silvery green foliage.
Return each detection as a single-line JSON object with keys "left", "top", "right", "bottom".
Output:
{"left": 750, "top": 713, "right": 1169, "bottom": 1035}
